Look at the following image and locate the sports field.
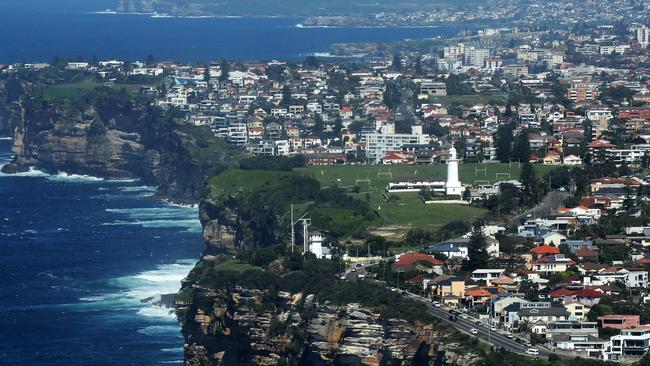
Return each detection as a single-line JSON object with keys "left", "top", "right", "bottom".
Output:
{"left": 298, "top": 163, "right": 555, "bottom": 190}
{"left": 297, "top": 163, "right": 555, "bottom": 234}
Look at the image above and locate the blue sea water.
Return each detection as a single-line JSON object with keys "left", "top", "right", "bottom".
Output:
{"left": 0, "top": 139, "right": 203, "bottom": 365}
{"left": 0, "top": 1, "right": 464, "bottom": 63}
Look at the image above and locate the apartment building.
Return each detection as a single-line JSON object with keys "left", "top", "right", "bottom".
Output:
{"left": 365, "top": 126, "right": 429, "bottom": 162}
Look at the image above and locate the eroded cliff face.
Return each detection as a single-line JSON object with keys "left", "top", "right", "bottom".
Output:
{"left": 199, "top": 200, "right": 240, "bottom": 255}
{"left": 176, "top": 282, "right": 440, "bottom": 366}
{"left": 2, "top": 97, "right": 224, "bottom": 202}
{"left": 0, "top": 79, "right": 23, "bottom": 137}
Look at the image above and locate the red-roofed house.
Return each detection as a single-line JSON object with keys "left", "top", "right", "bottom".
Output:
{"left": 575, "top": 248, "right": 599, "bottom": 262}
{"left": 530, "top": 244, "right": 561, "bottom": 259}
{"left": 465, "top": 287, "right": 497, "bottom": 306}
{"left": 575, "top": 289, "right": 604, "bottom": 306}
{"left": 598, "top": 315, "right": 641, "bottom": 330}
{"left": 543, "top": 151, "right": 562, "bottom": 165}
{"left": 392, "top": 252, "right": 444, "bottom": 273}
{"left": 382, "top": 151, "right": 412, "bottom": 164}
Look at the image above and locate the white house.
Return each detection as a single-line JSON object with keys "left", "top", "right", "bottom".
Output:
{"left": 530, "top": 254, "right": 576, "bottom": 274}
{"left": 563, "top": 154, "right": 583, "bottom": 165}
{"left": 607, "top": 327, "right": 650, "bottom": 361}
{"left": 543, "top": 232, "right": 567, "bottom": 246}
{"left": 471, "top": 269, "right": 506, "bottom": 285}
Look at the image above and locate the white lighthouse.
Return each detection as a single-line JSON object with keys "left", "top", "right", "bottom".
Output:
{"left": 445, "top": 146, "right": 463, "bottom": 196}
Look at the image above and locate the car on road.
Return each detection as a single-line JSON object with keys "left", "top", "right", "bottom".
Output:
{"left": 470, "top": 328, "right": 478, "bottom": 335}
{"left": 432, "top": 301, "right": 441, "bottom": 307}
{"left": 490, "top": 326, "right": 497, "bottom": 332}
{"left": 448, "top": 315, "right": 458, "bottom": 321}
{"left": 460, "top": 314, "right": 469, "bottom": 319}
{"left": 526, "top": 348, "right": 539, "bottom": 356}
{"left": 505, "top": 332, "right": 514, "bottom": 338}
{"left": 475, "top": 320, "right": 482, "bottom": 326}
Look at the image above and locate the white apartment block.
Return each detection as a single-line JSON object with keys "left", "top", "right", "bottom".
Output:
{"left": 637, "top": 26, "right": 650, "bottom": 47}
{"left": 607, "top": 328, "right": 650, "bottom": 361}
{"left": 365, "top": 126, "right": 429, "bottom": 162}
{"left": 227, "top": 122, "right": 248, "bottom": 146}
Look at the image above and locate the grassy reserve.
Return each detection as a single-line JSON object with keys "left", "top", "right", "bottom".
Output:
{"left": 202, "top": 163, "right": 556, "bottom": 238}
{"left": 41, "top": 78, "right": 164, "bottom": 100}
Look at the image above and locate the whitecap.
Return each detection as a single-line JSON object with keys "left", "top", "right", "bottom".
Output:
{"left": 137, "top": 306, "right": 176, "bottom": 319}
{"left": 47, "top": 172, "right": 105, "bottom": 182}
{"left": 102, "top": 219, "right": 202, "bottom": 232}
{"left": 118, "top": 186, "right": 157, "bottom": 193}
{"left": 161, "top": 348, "right": 184, "bottom": 353}
{"left": 0, "top": 166, "right": 49, "bottom": 177}
{"left": 0, "top": 137, "right": 12, "bottom": 140}
{"left": 137, "top": 325, "right": 181, "bottom": 336}
{"left": 79, "top": 295, "right": 109, "bottom": 302}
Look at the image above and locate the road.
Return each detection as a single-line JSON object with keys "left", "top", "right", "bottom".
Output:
{"left": 512, "top": 190, "right": 570, "bottom": 223}
{"left": 402, "top": 293, "right": 553, "bottom": 358}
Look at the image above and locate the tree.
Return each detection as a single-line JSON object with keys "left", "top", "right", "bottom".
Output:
{"left": 512, "top": 130, "right": 531, "bottom": 163}
{"left": 494, "top": 123, "right": 514, "bottom": 162}
{"left": 383, "top": 81, "right": 401, "bottom": 110}
{"left": 519, "top": 280, "right": 539, "bottom": 301}
{"left": 219, "top": 60, "right": 230, "bottom": 82}
{"left": 520, "top": 162, "right": 539, "bottom": 205}
{"left": 392, "top": 52, "right": 403, "bottom": 71}
{"left": 146, "top": 54, "right": 156, "bottom": 66}
{"left": 303, "top": 55, "right": 319, "bottom": 68}
{"left": 464, "top": 223, "right": 489, "bottom": 271}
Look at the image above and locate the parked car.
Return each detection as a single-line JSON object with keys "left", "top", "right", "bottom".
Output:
{"left": 526, "top": 348, "right": 539, "bottom": 356}
{"left": 506, "top": 332, "right": 514, "bottom": 338}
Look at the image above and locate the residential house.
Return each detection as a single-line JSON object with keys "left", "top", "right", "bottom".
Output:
{"left": 598, "top": 315, "right": 641, "bottom": 330}
{"left": 530, "top": 254, "right": 576, "bottom": 274}
{"left": 607, "top": 327, "right": 650, "bottom": 361}
{"left": 471, "top": 269, "right": 506, "bottom": 285}
{"left": 391, "top": 252, "right": 444, "bottom": 274}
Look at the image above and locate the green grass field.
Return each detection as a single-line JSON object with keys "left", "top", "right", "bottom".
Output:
{"left": 42, "top": 79, "right": 162, "bottom": 100}
{"left": 297, "top": 163, "right": 555, "bottom": 233}
{"left": 298, "top": 163, "right": 554, "bottom": 190}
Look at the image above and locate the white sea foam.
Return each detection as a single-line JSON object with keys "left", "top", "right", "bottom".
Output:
{"left": 118, "top": 186, "right": 158, "bottom": 193}
{"left": 102, "top": 219, "right": 201, "bottom": 232}
{"left": 104, "top": 205, "right": 200, "bottom": 232}
{"left": 79, "top": 259, "right": 196, "bottom": 323}
{"left": 0, "top": 166, "right": 49, "bottom": 177}
{"left": 161, "top": 348, "right": 184, "bottom": 353}
{"left": 0, "top": 137, "right": 12, "bottom": 140}
{"left": 47, "top": 172, "right": 105, "bottom": 182}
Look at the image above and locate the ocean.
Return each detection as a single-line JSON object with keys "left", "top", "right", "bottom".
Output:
{"left": 0, "top": 138, "right": 203, "bottom": 365}
{"left": 0, "top": 3, "right": 464, "bottom": 63}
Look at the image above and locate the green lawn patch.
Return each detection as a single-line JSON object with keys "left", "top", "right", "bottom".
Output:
{"left": 203, "top": 168, "right": 295, "bottom": 202}
{"left": 41, "top": 79, "right": 163, "bottom": 100}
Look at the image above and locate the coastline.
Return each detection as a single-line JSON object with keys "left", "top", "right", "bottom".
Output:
{"left": 0, "top": 138, "right": 202, "bottom": 365}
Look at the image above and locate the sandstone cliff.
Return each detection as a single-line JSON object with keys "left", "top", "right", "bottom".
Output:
{"left": 2, "top": 95, "right": 238, "bottom": 202}
{"left": 176, "top": 280, "right": 441, "bottom": 366}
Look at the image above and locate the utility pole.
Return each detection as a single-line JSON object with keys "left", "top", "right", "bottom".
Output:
{"left": 290, "top": 204, "right": 294, "bottom": 253}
